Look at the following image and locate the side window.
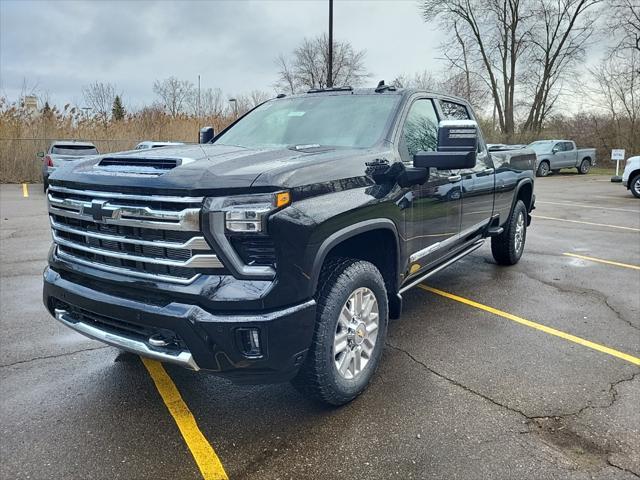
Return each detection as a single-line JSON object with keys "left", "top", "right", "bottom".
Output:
{"left": 440, "top": 101, "right": 470, "bottom": 120}
{"left": 563, "top": 142, "right": 574, "bottom": 151}
{"left": 400, "top": 99, "right": 439, "bottom": 162}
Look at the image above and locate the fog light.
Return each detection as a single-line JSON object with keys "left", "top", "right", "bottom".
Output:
{"left": 237, "top": 327, "right": 263, "bottom": 357}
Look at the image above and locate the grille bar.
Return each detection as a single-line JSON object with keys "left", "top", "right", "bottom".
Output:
{"left": 50, "top": 218, "right": 210, "bottom": 250}
{"left": 56, "top": 249, "right": 201, "bottom": 284}
{"left": 48, "top": 193, "right": 200, "bottom": 231}
{"left": 48, "top": 185, "right": 203, "bottom": 203}
{"left": 53, "top": 232, "right": 222, "bottom": 268}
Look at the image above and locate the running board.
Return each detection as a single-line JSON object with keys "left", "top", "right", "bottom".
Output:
{"left": 399, "top": 240, "right": 485, "bottom": 294}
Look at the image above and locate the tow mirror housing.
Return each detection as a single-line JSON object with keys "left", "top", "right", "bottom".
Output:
{"left": 413, "top": 120, "right": 478, "bottom": 170}
{"left": 199, "top": 126, "right": 215, "bottom": 144}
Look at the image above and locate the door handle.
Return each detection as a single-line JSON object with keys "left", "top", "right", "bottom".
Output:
{"left": 483, "top": 168, "right": 494, "bottom": 174}
{"left": 447, "top": 174, "right": 462, "bottom": 182}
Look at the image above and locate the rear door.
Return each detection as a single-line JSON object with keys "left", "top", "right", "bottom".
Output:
{"left": 439, "top": 100, "right": 495, "bottom": 235}
{"left": 397, "top": 97, "right": 462, "bottom": 274}
{"left": 562, "top": 141, "right": 577, "bottom": 166}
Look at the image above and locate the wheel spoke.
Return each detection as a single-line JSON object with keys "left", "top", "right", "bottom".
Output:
{"left": 362, "top": 339, "right": 374, "bottom": 357}
{"left": 366, "top": 322, "right": 378, "bottom": 334}
{"left": 362, "top": 292, "right": 375, "bottom": 318}
{"left": 334, "top": 331, "right": 348, "bottom": 354}
{"left": 354, "top": 348, "right": 362, "bottom": 372}
{"left": 339, "top": 350, "right": 352, "bottom": 376}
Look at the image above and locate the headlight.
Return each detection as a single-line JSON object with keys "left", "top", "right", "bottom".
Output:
{"left": 206, "top": 191, "right": 291, "bottom": 234}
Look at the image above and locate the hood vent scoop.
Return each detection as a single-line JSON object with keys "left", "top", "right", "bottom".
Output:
{"left": 98, "top": 157, "right": 181, "bottom": 170}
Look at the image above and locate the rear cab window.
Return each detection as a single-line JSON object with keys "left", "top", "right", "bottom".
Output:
{"left": 51, "top": 145, "right": 99, "bottom": 156}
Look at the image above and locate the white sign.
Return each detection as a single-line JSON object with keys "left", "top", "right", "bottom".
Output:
{"left": 611, "top": 149, "right": 625, "bottom": 161}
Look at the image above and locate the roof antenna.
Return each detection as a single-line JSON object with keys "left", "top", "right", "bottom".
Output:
{"left": 376, "top": 80, "right": 385, "bottom": 89}
{"left": 375, "top": 80, "right": 395, "bottom": 93}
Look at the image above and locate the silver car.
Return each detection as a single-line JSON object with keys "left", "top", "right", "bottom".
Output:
{"left": 40, "top": 141, "right": 99, "bottom": 191}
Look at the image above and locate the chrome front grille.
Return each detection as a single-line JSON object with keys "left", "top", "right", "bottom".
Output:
{"left": 48, "top": 186, "right": 223, "bottom": 284}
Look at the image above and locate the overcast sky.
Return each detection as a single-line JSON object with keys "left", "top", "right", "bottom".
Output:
{"left": 1, "top": 0, "right": 443, "bottom": 109}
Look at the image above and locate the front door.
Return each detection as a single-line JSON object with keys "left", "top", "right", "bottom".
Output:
{"left": 398, "top": 97, "right": 462, "bottom": 275}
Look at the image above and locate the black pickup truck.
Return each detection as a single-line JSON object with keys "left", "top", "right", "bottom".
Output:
{"left": 44, "top": 87, "right": 535, "bottom": 405}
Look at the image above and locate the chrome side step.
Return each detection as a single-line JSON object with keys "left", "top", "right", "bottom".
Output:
{"left": 54, "top": 308, "right": 200, "bottom": 370}
{"left": 399, "top": 240, "right": 484, "bottom": 294}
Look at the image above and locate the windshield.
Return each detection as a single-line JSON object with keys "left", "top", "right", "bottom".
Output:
{"left": 215, "top": 94, "right": 400, "bottom": 149}
{"left": 52, "top": 145, "right": 98, "bottom": 156}
{"left": 527, "top": 141, "right": 554, "bottom": 154}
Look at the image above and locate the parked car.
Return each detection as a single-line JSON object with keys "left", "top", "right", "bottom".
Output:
{"left": 527, "top": 140, "right": 596, "bottom": 177}
{"left": 44, "top": 87, "right": 536, "bottom": 405}
{"left": 39, "top": 141, "right": 99, "bottom": 191}
{"left": 135, "top": 141, "right": 185, "bottom": 150}
{"left": 622, "top": 156, "right": 640, "bottom": 198}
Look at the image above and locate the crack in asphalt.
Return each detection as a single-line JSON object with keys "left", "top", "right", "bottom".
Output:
{"left": 518, "top": 269, "right": 640, "bottom": 332}
{"left": 0, "top": 345, "right": 110, "bottom": 368}
{"left": 387, "top": 342, "right": 640, "bottom": 476}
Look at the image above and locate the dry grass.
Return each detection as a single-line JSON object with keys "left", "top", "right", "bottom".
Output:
{"left": 1, "top": 98, "right": 633, "bottom": 183}
{"left": 0, "top": 101, "right": 234, "bottom": 183}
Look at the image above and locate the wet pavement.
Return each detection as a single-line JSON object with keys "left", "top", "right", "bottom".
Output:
{"left": 1, "top": 174, "right": 639, "bottom": 479}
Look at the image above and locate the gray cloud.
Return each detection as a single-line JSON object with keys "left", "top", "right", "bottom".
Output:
{"left": 1, "top": 0, "right": 443, "bottom": 108}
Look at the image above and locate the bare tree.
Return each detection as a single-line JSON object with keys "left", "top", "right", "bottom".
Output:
{"left": 608, "top": 0, "right": 639, "bottom": 54}
{"left": 275, "top": 34, "right": 369, "bottom": 92}
{"left": 521, "top": 0, "right": 601, "bottom": 132}
{"left": 82, "top": 82, "right": 117, "bottom": 123}
{"left": 186, "top": 87, "right": 225, "bottom": 118}
{"left": 153, "top": 77, "right": 194, "bottom": 117}
{"left": 421, "top": 0, "right": 530, "bottom": 138}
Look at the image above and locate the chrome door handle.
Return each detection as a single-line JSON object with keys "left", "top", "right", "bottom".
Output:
{"left": 447, "top": 174, "right": 462, "bottom": 182}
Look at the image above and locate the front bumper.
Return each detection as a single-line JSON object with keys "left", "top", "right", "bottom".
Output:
{"left": 43, "top": 267, "right": 316, "bottom": 384}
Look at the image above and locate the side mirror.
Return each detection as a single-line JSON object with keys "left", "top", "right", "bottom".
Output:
{"left": 413, "top": 120, "right": 478, "bottom": 170}
{"left": 551, "top": 146, "right": 559, "bottom": 154}
{"left": 37, "top": 151, "right": 45, "bottom": 158}
{"left": 199, "top": 126, "right": 215, "bottom": 144}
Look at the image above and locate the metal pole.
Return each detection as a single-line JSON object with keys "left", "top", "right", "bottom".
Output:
{"left": 327, "top": 0, "right": 333, "bottom": 88}
{"left": 198, "top": 74, "right": 201, "bottom": 118}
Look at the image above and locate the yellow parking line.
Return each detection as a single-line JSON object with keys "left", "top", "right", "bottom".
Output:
{"left": 142, "top": 358, "right": 229, "bottom": 480}
{"left": 534, "top": 215, "right": 640, "bottom": 232}
{"left": 563, "top": 253, "right": 640, "bottom": 271}
{"left": 419, "top": 285, "right": 640, "bottom": 366}
{"left": 22, "top": 183, "right": 29, "bottom": 198}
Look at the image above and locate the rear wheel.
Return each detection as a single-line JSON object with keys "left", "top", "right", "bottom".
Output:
{"left": 491, "top": 200, "right": 527, "bottom": 265}
{"left": 536, "top": 161, "right": 550, "bottom": 177}
{"left": 578, "top": 159, "right": 591, "bottom": 174}
{"left": 291, "top": 258, "right": 388, "bottom": 405}
{"left": 630, "top": 173, "right": 640, "bottom": 198}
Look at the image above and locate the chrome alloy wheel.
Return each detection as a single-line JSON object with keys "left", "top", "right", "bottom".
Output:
{"left": 333, "top": 287, "right": 379, "bottom": 380}
{"left": 633, "top": 176, "right": 640, "bottom": 197}
{"left": 514, "top": 211, "right": 525, "bottom": 254}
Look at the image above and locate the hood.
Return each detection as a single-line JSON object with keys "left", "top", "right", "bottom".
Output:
{"left": 49, "top": 143, "right": 385, "bottom": 196}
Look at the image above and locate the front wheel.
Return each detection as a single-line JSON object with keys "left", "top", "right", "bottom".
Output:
{"left": 578, "top": 159, "right": 591, "bottom": 174}
{"left": 491, "top": 200, "right": 528, "bottom": 265}
{"left": 536, "top": 161, "right": 550, "bottom": 177}
{"left": 630, "top": 173, "right": 640, "bottom": 198}
{"left": 291, "top": 258, "right": 388, "bottom": 405}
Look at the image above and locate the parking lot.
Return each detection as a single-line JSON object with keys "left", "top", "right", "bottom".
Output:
{"left": 1, "top": 174, "right": 638, "bottom": 479}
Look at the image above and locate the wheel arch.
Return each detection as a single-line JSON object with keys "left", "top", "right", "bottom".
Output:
{"left": 308, "top": 219, "right": 402, "bottom": 318}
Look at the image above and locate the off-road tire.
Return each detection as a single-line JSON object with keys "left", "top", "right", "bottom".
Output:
{"left": 491, "top": 200, "right": 527, "bottom": 265}
{"left": 536, "top": 161, "right": 550, "bottom": 177}
{"left": 578, "top": 159, "right": 591, "bottom": 174}
{"left": 291, "top": 258, "right": 388, "bottom": 406}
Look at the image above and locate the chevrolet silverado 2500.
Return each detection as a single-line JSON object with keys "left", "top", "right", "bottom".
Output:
{"left": 43, "top": 87, "right": 535, "bottom": 405}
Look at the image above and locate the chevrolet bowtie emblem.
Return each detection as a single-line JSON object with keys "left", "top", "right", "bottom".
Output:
{"left": 82, "top": 200, "right": 118, "bottom": 222}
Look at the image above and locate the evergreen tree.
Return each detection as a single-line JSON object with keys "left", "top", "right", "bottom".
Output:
{"left": 111, "top": 95, "right": 126, "bottom": 121}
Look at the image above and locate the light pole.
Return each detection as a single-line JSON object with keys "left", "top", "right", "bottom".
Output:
{"left": 327, "top": 0, "right": 333, "bottom": 88}
{"left": 229, "top": 98, "right": 238, "bottom": 119}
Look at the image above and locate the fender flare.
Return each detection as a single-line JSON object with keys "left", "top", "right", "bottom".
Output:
{"left": 510, "top": 178, "right": 534, "bottom": 214}
{"left": 307, "top": 218, "right": 401, "bottom": 295}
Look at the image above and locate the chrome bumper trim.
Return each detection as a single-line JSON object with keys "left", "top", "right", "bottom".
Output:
{"left": 54, "top": 308, "right": 200, "bottom": 370}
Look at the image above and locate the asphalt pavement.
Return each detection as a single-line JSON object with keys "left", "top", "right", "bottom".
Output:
{"left": 1, "top": 174, "right": 639, "bottom": 479}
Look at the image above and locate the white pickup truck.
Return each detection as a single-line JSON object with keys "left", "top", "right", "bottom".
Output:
{"left": 527, "top": 140, "right": 596, "bottom": 177}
